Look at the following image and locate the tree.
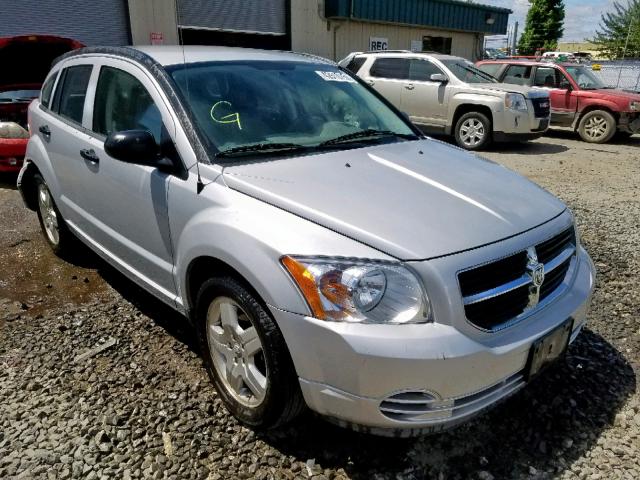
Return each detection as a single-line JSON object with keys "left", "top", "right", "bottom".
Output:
{"left": 517, "top": 0, "right": 566, "bottom": 55}
{"left": 591, "top": 1, "right": 640, "bottom": 59}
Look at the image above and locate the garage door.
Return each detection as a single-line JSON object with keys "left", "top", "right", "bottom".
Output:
{"left": 178, "top": 0, "right": 287, "bottom": 35}
{"left": 0, "top": 0, "right": 130, "bottom": 46}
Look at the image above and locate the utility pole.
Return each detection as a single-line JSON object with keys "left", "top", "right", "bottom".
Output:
{"left": 511, "top": 21, "right": 519, "bottom": 55}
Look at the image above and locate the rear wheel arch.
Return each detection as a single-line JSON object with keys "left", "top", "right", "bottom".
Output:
{"left": 19, "top": 160, "right": 42, "bottom": 211}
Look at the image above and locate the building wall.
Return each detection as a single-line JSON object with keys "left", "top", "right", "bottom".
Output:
{"left": 128, "top": 0, "right": 179, "bottom": 45}
{"left": 291, "top": 0, "right": 482, "bottom": 61}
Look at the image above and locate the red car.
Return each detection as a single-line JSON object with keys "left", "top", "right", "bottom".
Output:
{"left": 476, "top": 60, "right": 640, "bottom": 143}
{"left": 0, "top": 35, "right": 83, "bottom": 172}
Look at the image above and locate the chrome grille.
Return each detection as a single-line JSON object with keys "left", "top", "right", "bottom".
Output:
{"left": 531, "top": 97, "right": 550, "bottom": 118}
{"left": 459, "top": 226, "right": 577, "bottom": 331}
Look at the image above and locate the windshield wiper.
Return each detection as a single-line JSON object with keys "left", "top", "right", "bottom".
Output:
{"left": 215, "top": 142, "right": 312, "bottom": 159}
{"left": 319, "top": 129, "right": 417, "bottom": 147}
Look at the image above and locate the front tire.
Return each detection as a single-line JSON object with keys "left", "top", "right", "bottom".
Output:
{"left": 34, "top": 173, "right": 73, "bottom": 256}
{"left": 195, "top": 276, "right": 304, "bottom": 428}
{"left": 454, "top": 111, "right": 492, "bottom": 150}
{"left": 578, "top": 110, "right": 616, "bottom": 143}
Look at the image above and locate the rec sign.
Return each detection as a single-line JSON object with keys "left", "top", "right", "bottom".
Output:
{"left": 369, "top": 37, "right": 389, "bottom": 51}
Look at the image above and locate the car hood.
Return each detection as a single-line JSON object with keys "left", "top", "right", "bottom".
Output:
{"left": 582, "top": 88, "right": 640, "bottom": 102}
{"left": 222, "top": 140, "right": 566, "bottom": 260}
{"left": 473, "top": 82, "right": 548, "bottom": 98}
{"left": 0, "top": 35, "right": 84, "bottom": 87}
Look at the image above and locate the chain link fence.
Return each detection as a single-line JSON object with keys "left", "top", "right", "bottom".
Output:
{"left": 592, "top": 61, "right": 640, "bottom": 92}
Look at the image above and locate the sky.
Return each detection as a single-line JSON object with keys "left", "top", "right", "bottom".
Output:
{"left": 482, "top": 0, "right": 618, "bottom": 46}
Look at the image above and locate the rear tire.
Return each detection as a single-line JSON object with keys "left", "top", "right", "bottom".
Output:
{"left": 34, "top": 173, "right": 74, "bottom": 257}
{"left": 454, "top": 111, "right": 492, "bottom": 150}
{"left": 195, "top": 276, "right": 305, "bottom": 429}
{"left": 577, "top": 110, "right": 616, "bottom": 143}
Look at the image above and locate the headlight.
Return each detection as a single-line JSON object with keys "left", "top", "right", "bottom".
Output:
{"left": 281, "top": 256, "right": 432, "bottom": 324}
{"left": 505, "top": 93, "right": 528, "bottom": 111}
{"left": 630, "top": 101, "right": 639, "bottom": 111}
{"left": 0, "top": 122, "right": 29, "bottom": 139}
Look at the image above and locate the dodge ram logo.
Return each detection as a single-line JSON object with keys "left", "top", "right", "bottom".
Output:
{"left": 526, "top": 247, "right": 545, "bottom": 309}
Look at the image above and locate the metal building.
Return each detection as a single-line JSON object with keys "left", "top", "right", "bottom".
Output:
{"left": 1, "top": 0, "right": 511, "bottom": 61}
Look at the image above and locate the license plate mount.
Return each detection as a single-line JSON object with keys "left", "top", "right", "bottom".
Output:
{"left": 526, "top": 318, "right": 573, "bottom": 380}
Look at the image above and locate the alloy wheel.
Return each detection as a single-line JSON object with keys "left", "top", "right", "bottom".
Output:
{"left": 37, "top": 184, "right": 60, "bottom": 245}
{"left": 583, "top": 115, "right": 609, "bottom": 141}
{"left": 460, "top": 118, "right": 486, "bottom": 147}
{"left": 206, "top": 297, "right": 268, "bottom": 407}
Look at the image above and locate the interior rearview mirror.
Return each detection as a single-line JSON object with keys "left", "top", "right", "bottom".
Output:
{"left": 430, "top": 73, "right": 448, "bottom": 83}
{"left": 104, "top": 130, "right": 159, "bottom": 165}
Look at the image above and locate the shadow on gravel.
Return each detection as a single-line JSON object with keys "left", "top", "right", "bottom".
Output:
{"left": 0, "top": 172, "right": 18, "bottom": 190}
{"left": 260, "top": 329, "right": 635, "bottom": 479}
{"left": 428, "top": 134, "right": 569, "bottom": 156}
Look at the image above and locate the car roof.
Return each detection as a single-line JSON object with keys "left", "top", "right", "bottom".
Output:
{"left": 133, "top": 45, "right": 333, "bottom": 67}
{"left": 478, "top": 60, "right": 578, "bottom": 68}
{"left": 56, "top": 45, "right": 334, "bottom": 68}
{"left": 356, "top": 51, "right": 464, "bottom": 61}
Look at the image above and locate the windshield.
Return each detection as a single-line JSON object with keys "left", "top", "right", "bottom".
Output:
{"left": 168, "top": 61, "right": 416, "bottom": 158}
{"left": 0, "top": 89, "right": 40, "bottom": 103}
{"left": 441, "top": 60, "right": 498, "bottom": 83}
{"left": 564, "top": 66, "right": 607, "bottom": 89}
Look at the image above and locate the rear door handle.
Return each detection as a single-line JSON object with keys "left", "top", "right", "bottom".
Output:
{"left": 404, "top": 84, "right": 415, "bottom": 90}
{"left": 38, "top": 125, "right": 51, "bottom": 138}
{"left": 80, "top": 148, "right": 99, "bottom": 164}
{"left": 367, "top": 80, "right": 375, "bottom": 86}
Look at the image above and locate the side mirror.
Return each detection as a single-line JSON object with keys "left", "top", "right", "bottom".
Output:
{"left": 430, "top": 73, "right": 448, "bottom": 83}
{"left": 104, "top": 130, "right": 159, "bottom": 165}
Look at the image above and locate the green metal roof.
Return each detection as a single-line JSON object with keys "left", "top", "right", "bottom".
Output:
{"left": 325, "top": 0, "right": 511, "bottom": 35}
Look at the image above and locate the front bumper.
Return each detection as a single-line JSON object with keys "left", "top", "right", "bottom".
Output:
{"left": 0, "top": 138, "right": 27, "bottom": 173}
{"left": 492, "top": 96, "right": 550, "bottom": 141}
{"left": 271, "top": 246, "right": 595, "bottom": 436}
{"left": 619, "top": 112, "right": 640, "bottom": 134}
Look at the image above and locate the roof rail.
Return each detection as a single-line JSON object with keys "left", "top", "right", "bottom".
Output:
{"left": 364, "top": 49, "right": 412, "bottom": 54}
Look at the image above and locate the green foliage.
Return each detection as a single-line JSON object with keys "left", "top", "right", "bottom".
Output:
{"left": 591, "top": 1, "right": 640, "bottom": 59}
{"left": 517, "top": 0, "right": 566, "bottom": 55}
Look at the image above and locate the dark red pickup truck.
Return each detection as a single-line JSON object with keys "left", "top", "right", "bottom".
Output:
{"left": 476, "top": 60, "right": 640, "bottom": 143}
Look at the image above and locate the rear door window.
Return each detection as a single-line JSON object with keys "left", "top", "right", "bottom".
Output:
{"left": 40, "top": 73, "right": 58, "bottom": 109}
{"left": 53, "top": 65, "right": 93, "bottom": 124}
{"left": 369, "top": 58, "right": 410, "bottom": 80}
{"left": 503, "top": 65, "right": 532, "bottom": 85}
{"left": 92, "top": 66, "right": 163, "bottom": 144}
{"left": 408, "top": 59, "right": 444, "bottom": 81}
{"left": 533, "top": 67, "right": 560, "bottom": 88}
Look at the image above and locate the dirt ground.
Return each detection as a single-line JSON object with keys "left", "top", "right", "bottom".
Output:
{"left": 0, "top": 129, "right": 639, "bottom": 479}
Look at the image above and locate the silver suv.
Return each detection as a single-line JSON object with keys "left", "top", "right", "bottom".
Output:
{"left": 340, "top": 51, "right": 551, "bottom": 150}
{"left": 19, "top": 46, "right": 595, "bottom": 436}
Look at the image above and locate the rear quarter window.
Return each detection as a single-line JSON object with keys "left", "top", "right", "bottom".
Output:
{"left": 344, "top": 56, "right": 366, "bottom": 74}
{"left": 40, "top": 73, "right": 58, "bottom": 109}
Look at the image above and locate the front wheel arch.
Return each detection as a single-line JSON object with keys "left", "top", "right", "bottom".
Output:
{"left": 18, "top": 160, "right": 41, "bottom": 211}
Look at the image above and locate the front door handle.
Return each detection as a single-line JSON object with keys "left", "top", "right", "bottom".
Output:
{"left": 38, "top": 125, "right": 51, "bottom": 139}
{"left": 80, "top": 148, "right": 99, "bottom": 164}
{"left": 404, "top": 84, "right": 415, "bottom": 90}
{"left": 367, "top": 80, "right": 375, "bottom": 86}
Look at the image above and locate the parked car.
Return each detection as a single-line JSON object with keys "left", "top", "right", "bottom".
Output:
{"left": 0, "top": 35, "right": 83, "bottom": 173}
{"left": 340, "top": 51, "right": 551, "bottom": 150}
{"left": 541, "top": 52, "right": 577, "bottom": 62}
{"left": 19, "top": 46, "right": 595, "bottom": 436}
{"left": 476, "top": 60, "right": 640, "bottom": 143}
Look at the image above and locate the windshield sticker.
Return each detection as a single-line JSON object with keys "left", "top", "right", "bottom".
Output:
{"left": 210, "top": 101, "right": 242, "bottom": 130}
{"left": 315, "top": 71, "right": 357, "bottom": 83}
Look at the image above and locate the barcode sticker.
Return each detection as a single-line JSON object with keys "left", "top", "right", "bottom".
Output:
{"left": 315, "top": 71, "right": 357, "bottom": 83}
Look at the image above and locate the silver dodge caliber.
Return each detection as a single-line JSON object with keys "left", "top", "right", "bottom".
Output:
{"left": 19, "top": 46, "right": 595, "bottom": 436}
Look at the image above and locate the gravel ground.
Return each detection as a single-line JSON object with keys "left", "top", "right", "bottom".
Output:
{"left": 1, "top": 130, "right": 639, "bottom": 480}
